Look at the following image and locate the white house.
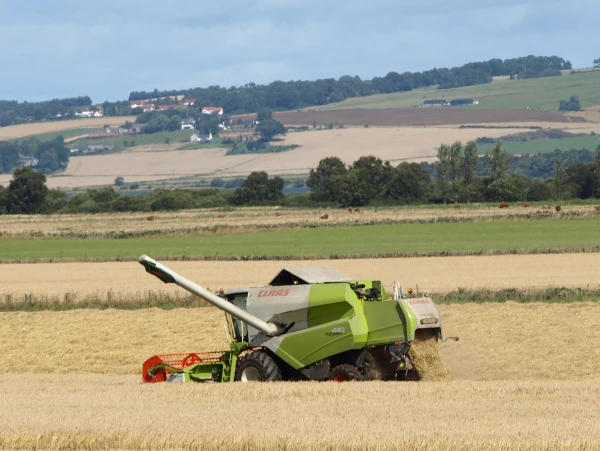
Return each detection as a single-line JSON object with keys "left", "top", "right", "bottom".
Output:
{"left": 181, "top": 118, "right": 196, "bottom": 130}
{"left": 190, "top": 133, "right": 213, "bottom": 143}
{"left": 18, "top": 155, "right": 39, "bottom": 167}
{"left": 202, "top": 106, "right": 223, "bottom": 115}
{"left": 181, "top": 98, "right": 197, "bottom": 106}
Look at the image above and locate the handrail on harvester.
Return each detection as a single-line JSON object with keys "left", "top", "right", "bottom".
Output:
{"left": 138, "top": 254, "right": 281, "bottom": 337}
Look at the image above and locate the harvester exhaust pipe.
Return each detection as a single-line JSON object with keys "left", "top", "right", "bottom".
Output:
{"left": 138, "top": 255, "right": 281, "bottom": 337}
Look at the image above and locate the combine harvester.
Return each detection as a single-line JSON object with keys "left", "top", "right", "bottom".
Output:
{"left": 139, "top": 255, "right": 456, "bottom": 383}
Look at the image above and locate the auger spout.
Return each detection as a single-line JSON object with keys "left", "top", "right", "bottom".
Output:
{"left": 138, "top": 254, "right": 281, "bottom": 337}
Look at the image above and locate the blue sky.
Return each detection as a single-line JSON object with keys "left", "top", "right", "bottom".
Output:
{"left": 1, "top": 0, "right": 598, "bottom": 103}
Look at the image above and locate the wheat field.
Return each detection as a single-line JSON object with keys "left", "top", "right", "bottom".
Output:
{"left": 3, "top": 253, "right": 600, "bottom": 301}
{"left": 1, "top": 302, "right": 600, "bottom": 450}
{"left": 1, "top": 302, "right": 599, "bottom": 380}
{"left": 1, "top": 374, "right": 599, "bottom": 450}
{"left": 28, "top": 126, "right": 529, "bottom": 188}
{"left": 1, "top": 205, "right": 596, "bottom": 236}
{"left": 0, "top": 117, "right": 136, "bottom": 141}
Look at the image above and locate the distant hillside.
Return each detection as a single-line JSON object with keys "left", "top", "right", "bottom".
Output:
{"left": 128, "top": 55, "right": 571, "bottom": 115}
{"left": 311, "top": 70, "right": 600, "bottom": 111}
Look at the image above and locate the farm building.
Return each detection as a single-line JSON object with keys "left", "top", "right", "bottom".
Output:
{"left": 191, "top": 133, "right": 213, "bottom": 143}
{"left": 17, "top": 155, "right": 39, "bottom": 167}
{"left": 202, "top": 106, "right": 224, "bottom": 115}
{"left": 85, "top": 141, "right": 114, "bottom": 153}
{"left": 423, "top": 99, "right": 448, "bottom": 106}
{"left": 181, "top": 118, "right": 196, "bottom": 130}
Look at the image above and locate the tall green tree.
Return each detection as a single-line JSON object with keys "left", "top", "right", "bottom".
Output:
{"left": 257, "top": 107, "right": 273, "bottom": 121}
{"left": 552, "top": 151, "right": 568, "bottom": 200}
{"left": 5, "top": 167, "right": 49, "bottom": 214}
{"left": 462, "top": 141, "right": 479, "bottom": 203}
{"left": 0, "top": 185, "right": 6, "bottom": 214}
{"left": 448, "top": 141, "right": 463, "bottom": 202}
{"left": 342, "top": 156, "right": 393, "bottom": 206}
{"left": 307, "top": 157, "right": 348, "bottom": 203}
{"left": 486, "top": 142, "right": 511, "bottom": 182}
{"left": 231, "top": 171, "right": 284, "bottom": 205}
{"left": 558, "top": 96, "right": 581, "bottom": 111}
{"left": 385, "top": 162, "right": 431, "bottom": 204}
{"left": 256, "top": 119, "right": 286, "bottom": 141}
{"left": 436, "top": 144, "right": 451, "bottom": 203}
{"left": 594, "top": 145, "right": 600, "bottom": 198}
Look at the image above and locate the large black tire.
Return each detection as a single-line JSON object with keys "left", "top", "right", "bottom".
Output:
{"left": 329, "top": 364, "right": 364, "bottom": 382}
{"left": 234, "top": 351, "right": 283, "bottom": 382}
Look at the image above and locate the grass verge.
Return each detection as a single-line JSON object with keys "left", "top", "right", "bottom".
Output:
{"left": 2, "top": 287, "right": 599, "bottom": 311}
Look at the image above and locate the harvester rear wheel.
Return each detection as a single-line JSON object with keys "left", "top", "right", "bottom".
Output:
{"left": 329, "top": 364, "right": 364, "bottom": 382}
{"left": 235, "top": 351, "right": 282, "bottom": 382}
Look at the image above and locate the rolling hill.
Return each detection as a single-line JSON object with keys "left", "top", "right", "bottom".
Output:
{"left": 310, "top": 70, "right": 600, "bottom": 111}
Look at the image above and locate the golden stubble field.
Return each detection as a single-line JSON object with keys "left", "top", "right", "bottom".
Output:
{"left": 1, "top": 374, "right": 599, "bottom": 450}
{"left": 1, "top": 302, "right": 599, "bottom": 380}
{"left": 3, "top": 253, "right": 600, "bottom": 300}
{"left": 2, "top": 204, "right": 595, "bottom": 236}
{"left": 2, "top": 255, "right": 600, "bottom": 449}
{"left": 0, "top": 302, "right": 599, "bottom": 450}
{"left": 35, "top": 125, "right": 525, "bottom": 188}
{"left": 0, "top": 117, "right": 136, "bottom": 141}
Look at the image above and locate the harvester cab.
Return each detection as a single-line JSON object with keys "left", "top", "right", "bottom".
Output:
{"left": 139, "top": 255, "right": 450, "bottom": 383}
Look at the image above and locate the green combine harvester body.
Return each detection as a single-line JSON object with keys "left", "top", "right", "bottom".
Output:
{"left": 139, "top": 255, "right": 447, "bottom": 383}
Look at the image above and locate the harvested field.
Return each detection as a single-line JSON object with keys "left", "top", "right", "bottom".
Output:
{"left": 3, "top": 253, "right": 600, "bottom": 300}
{"left": 25, "top": 126, "right": 529, "bottom": 188}
{"left": 0, "top": 117, "right": 136, "bottom": 141}
{"left": 0, "top": 374, "right": 600, "bottom": 451}
{"left": 0, "top": 302, "right": 599, "bottom": 380}
{"left": 1, "top": 374, "right": 599, "bottom": 451}
{"left": 2, "top": 204, "right": 597, "bottom": 236}
{"left": 273, "top": 108, "right": 582, "bottom": 127}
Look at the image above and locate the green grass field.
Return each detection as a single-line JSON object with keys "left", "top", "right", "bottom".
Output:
{"left": 1, "top": 219, "right": 599, "bottom": 262}
{"left": 479, "top": 134, "right": 600, "bottom": 155}
{"left": 312, "top": 71, "right": 600, "bottom": 111}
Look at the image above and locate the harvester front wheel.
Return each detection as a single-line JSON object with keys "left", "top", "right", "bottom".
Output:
{"left": 329, "top": 364, "right": 364, "bottom": 382}
{"left": 235, "top": 351, "right": 282, "bottom": 382}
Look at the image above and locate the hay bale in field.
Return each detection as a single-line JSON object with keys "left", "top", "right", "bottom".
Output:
{"left": 522, "top": 202, "right": 531, "bottom": 208}
{"left": 320, "top": 214, "right": 329, "bottom": 220}
{"left": 499, "top": 202, "right": 510, "bottom": 208}
{"left": 408, "top": 329, "right": 451, "bottom": 382}
{"left": 555, "top": 205, "right": 562, "bottom": 212}
{"left": 453, "top": 203, "right": 461, "bottom": 209}
{"left": 146, "top": 215, "right": 155, "bottom": 221}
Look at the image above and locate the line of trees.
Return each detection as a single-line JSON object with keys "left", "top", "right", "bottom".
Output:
{"left": 0, "top": 136, "right": 70, "bottom": 174}
{"left": 0, "top": 55, "right": 574, "bottom": 126}
{"left": 2, "top": 143, "right": 599, "bottom": 215}
{"left": 0, "top": 97, "right": 92, "bottom": 127}
{"left": 421, "top": 147, "right": 598, "bottom": 181}
{"left": 128, "top": 56, "right": 571, "bottom": 114}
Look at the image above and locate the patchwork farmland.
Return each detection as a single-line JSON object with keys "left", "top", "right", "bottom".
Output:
{"left": 2, "top": 202, "right": 600, "bottom": 450}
